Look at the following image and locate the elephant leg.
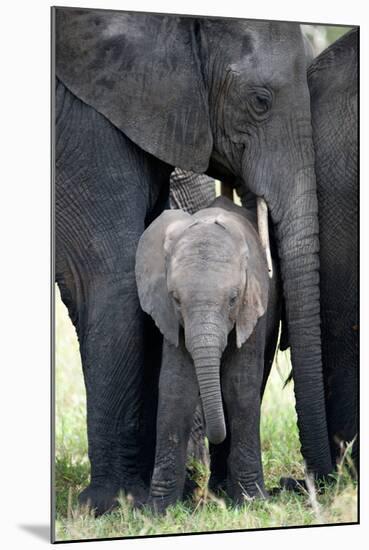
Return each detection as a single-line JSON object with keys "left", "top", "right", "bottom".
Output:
{"left": 319, "top": 198, "right": 358, "bottom": 469}
{"left": 208, "top": 437, "right": 230, "bottom": 495}
{"left": 139, "top": 314, "right": 164, "bottom": 487}
{"left": 79, "top": 275, "right": 148, "bottom": 512}
{"left": 55, "top": 80, "right": 172, "bottom": 514}
{"left": 150, "top": 336, "right": 199, "bottom": 514}
{"left": 56, "top": 238, "right": 148, "bottom": 514}
{"left": 221, "top": 329, "right": 267, "bottom": 504}
{"left": 184, "top": 403, "right": 209, "bottom": 499}
{"left": 186, "top": 403, "right": 208, "bottom": 466}
{"left": 321, "top": 309, "right": 358, "bottom": 469}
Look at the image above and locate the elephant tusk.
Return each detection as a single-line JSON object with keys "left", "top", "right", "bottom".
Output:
{"left": 257, "top": 197, "right": 273, "bottom": 279}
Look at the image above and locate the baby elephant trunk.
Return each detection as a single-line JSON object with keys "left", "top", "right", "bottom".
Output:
{"left": 190, "top": 338, "right": 226, "bottom": 445}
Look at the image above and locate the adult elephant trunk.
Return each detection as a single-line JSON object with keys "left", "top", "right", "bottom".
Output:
{"left": 254, "top": 159, "right": 332, "bottom": 477}
{"left": 238, "top": 98, "right": 333, "bottom": 475}
{"left": 279, "top": 168, "right": 328, "bottom": 471}
{"left": 186, "top": 329, "right": 226, "bottom": 445}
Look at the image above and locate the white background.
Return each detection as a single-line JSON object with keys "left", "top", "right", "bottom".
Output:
{"left": 1, "top": 0, "right": 367, "bottom": 548}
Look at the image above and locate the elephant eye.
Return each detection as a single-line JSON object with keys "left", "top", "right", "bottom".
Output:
{"left": 172, "top": 293, "right": 181, "bottom": 307}
{"left": 254, "top": 95, "right": 269, "bottom": 112}
{"left": 229, "top": 292, "right": 239, "bottom": 307}
{"left": 249, "top": 88, "right": 273, "bottom": 117}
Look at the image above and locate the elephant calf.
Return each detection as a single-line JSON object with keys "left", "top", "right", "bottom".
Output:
{"left": 135, "top": 196, "right": 277, "bottom": 513}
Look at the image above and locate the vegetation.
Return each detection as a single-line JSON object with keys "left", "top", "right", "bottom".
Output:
{"left": 54, "top": 288, "right": 357, "bottom": 542}
{"left": 302, "top": 24, "right": 352, "bottom": 56}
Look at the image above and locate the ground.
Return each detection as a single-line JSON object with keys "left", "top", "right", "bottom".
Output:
{"left": 54, "top": 287, "right": 357, "bottom": 542}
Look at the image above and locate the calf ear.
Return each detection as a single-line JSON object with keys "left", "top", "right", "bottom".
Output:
{"left": 236, "top": 260, "right": 269, "bottom": 349}
{"left": 135, "top": 210, "right": 192, "bottom": 346}
{"left": 55, "top": 8, "right": 213, "bottom": 172}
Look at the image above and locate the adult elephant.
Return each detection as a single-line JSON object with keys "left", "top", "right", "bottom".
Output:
{"left": 308, "top": 29, "right": 358, "bottom": 468}
{"left": 54, "top": 8, "right": 332, "bottom": 513}
{"left": 170, "top": 168, "right": 216, "bottom": 214}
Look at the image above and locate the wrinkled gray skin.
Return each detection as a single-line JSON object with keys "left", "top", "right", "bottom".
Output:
{"left": 55, "top": 8, "right": 332, "bottom": 513}
{"left": 308, "top": 29, "right": 358, "bottom": 468}
{"left": 136, "top": 197, "right": 275, "bottom": 512}
{"left": 170, "top": 168, "right": 216, "bottom": 214}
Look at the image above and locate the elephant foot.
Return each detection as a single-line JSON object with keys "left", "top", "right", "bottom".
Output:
{"left": 78, "top": 482, "right": 119, "bottom": 516}
{"left": 279, "top": 477, "right": 307, "bottom": 493}
{"left": 79, "top": 478, "right": 149, "bottom": 515}
{"left": 208, "top": 475, "right": 227, "bottom": 496}
{"left": 123, "top": 479, "right": 149, "bottom": 509}
{"left": 146, "top": 495, "right": 175, "bottom": 515}
{"left": 226, "top": 478, "right": 268, "bottom": 505}
{"left": 278, "top": 476, "right": 330, "bottom": 495}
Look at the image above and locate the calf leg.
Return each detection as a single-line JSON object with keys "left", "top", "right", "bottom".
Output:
{"left": 222, "top": 328, "right": 267, "bottom": 504}
{"left": 150, "top": 337, "right": 199, "bottom": 514}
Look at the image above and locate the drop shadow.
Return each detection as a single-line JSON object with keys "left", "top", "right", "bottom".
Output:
{"left": 18, "top": 524, "right": 50, "bottom": 543}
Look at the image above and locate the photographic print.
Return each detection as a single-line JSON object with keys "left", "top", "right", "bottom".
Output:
{"left": 52, "top": 6, "right": 358, "bottom": 543}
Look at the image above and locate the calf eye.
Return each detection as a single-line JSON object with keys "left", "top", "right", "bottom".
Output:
{"left": 172, "top": 293, "right": 181, "bottom": 307}
{"left": 229, "top": 292, "right": 238, "bottom": 307}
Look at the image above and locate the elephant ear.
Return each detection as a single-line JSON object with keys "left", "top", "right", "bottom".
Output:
{"left": 236, "top": 257, "right": 269, "bottom": 349}
{"left": 55, "top": 8, "right": 213, "bottom": 172}
{"left": 135, "top": 210, "right": 193, "bottom": 346}
{"left": 235, "top": 216, "right": 269, "bottom": 348}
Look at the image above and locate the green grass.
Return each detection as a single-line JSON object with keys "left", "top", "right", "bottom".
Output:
{"left": 54, "top": 287, "right": 357, "bottom": 542}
